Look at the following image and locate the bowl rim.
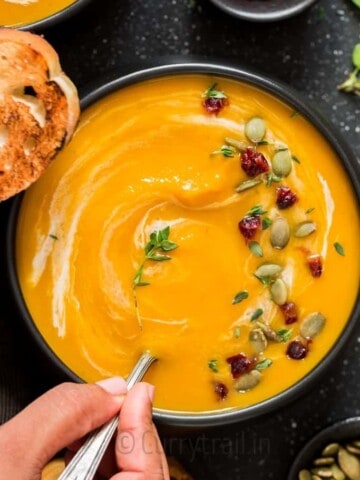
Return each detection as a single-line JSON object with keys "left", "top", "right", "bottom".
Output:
{"left": 14, "top": 0, "right": 92, "bottom": 31}
{"left": 6, "top": 61, "right": 360, "bottom": 428}
{"left": 287, "top": 416, "right": 360, "bottom": 479}
{"left": 207, "top": 0, "right": 318, "bottom": 22}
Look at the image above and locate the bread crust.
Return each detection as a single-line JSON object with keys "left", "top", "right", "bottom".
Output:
{"left": 0, "top": 28, "right": 80, "bottom": 201}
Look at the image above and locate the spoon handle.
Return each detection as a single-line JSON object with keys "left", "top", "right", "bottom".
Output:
{"left": 58, "top": 351, "right": 157, "bottom": 480}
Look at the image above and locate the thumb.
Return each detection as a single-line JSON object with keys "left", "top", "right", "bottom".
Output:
{"left": 0, "top": 378, "right": 126, "bottom": 479}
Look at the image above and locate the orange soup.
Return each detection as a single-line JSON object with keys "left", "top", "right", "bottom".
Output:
{"left": 16, "top": 75, "right": 360, "bottom": 413}
{"left": 0, "top": 0, "right": 76, "bottom": 27}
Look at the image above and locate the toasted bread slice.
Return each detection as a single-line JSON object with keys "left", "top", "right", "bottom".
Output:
{"left": 0, "top": 28, "right": 80, "bottom": 201}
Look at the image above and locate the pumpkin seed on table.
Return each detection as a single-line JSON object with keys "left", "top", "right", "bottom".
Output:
{"left": 338, "top": 447, "right": 360, "bottom": 480}
{"left": 270, "top": 217, "right": 290, "bottom": 249}
{"left": 299, "top": 470, "right": 312, "bottom": 480}
{"left": 347, "top": 444, "right": 360, "bottom": 455}
{"left": 322, "top": 443, "right": 340, "bottom": 456}
{"left": 294, "top": 221, "right": 317, "bottom": 238}
{"left": 244, "top": 117, "right": 266, "bottom": 143}
{"left": 313, "top": 457, "right": 335, "bottom": 466}
{"left": 270, "top": 278, "right": 288, "bottom": 305}
{"left": 271, "top": 149, "right": 293, "bottom": 177}
{"left": 249, "top": 328, "right": 267, "bottom": 354}
{"left": 234, "top": 369, "right": 261, "bottom": 392}
{"left": 311, "top": 467, "right": 333, "bottom": 478}
{"left": 300, "top": 312, "right": 326, "bottom": 339}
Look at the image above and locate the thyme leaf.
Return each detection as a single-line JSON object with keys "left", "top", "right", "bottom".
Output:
{"left": 133, "top": 226, "right": 178, "bottom": 328}
{"left": 203, "top": 83, "right": 227, "bottom": 99}
{"left": 276, "top": 328, "right": 292, "bottom": 343}
{"left": 212, "top": 145, "right": 237, "bottom": 158}
{"left": 232, "top": 290, "right": 249, "bottom": 305}
{"left": 256, "top": 358, "right": 273, "bottom": 370}
{"left": 251, "top": 308, "right": 264, "bottom": 321}
{"left": 208, "top": 359, "right": 219, "bottom": 373}
{"left": 249, "top": 241, "right": 263, "bottom": 257}
{"left": 247, "top": 205, "right": 267, "bottom": 216}
{"left": 334, "top": 242, "right": 345, "bottom": 256}
{"left": 261, "top": 217, "right": 273, "bottom": 230}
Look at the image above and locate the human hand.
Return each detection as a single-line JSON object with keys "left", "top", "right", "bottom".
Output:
{"left": 0, "top": 378, "right": 169, "bottom": 480}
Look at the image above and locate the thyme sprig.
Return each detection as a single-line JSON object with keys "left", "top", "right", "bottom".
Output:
{"left": 338, "top": 43, "right": 360, "bottom": 95}
{"left": 133, "top": 226, "right": 178, "bottom": 328}
{"left": 203, "top": 82, "right": 228, "bottom": 100}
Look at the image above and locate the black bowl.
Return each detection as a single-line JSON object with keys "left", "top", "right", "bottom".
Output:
{"left": 5, "top": 0, "right": 92, "bottom": 31}
{"left": 288, "top": 417, "right": 360, "bottom": 479}
{"left": 208, "top": 0, "right": 319, "bottom": 22}
{"left": 6, "top": 62, "right": 360, "bottom": 428}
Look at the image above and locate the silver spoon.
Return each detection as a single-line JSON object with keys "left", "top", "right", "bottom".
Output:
{"left": 58, "top": 351, "right": 157, "bottom": 480}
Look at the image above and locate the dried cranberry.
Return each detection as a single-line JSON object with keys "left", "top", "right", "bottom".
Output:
{"left": 307, "top": 255, "right": 323, "bottom": 278}
{"left": 280, "top": 302, "right": 298, "bottom": 325}
{"left": 241, "top": 147, "right": 270, "bottom": 177}
{"left": 214, "top": 382, "right": 229, "bottom": 400}
{"left": 226, "top": 353, "right": 254, "bottom": 379}
{"left": 276, "top": 186, "right": 298, "bottom": 209}
{"left": 203, "top": 97, "right": 227, "bottom": 115}
{"left": 286, "top": 340, "right": 308, "bottom": 360}
{"left": 238, "top": 215, "right": 261, "bottom": 240}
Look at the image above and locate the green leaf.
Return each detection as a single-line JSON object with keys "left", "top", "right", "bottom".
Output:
{"left": 158, "top": 226, "right": 170, "bottom": 242}
{"left": 232, "top": 290, "right": 249, "bottom": 305}
{"left": 208, "top": 359, "right": 219, "bottom": 373}
{"left": 256, "top": 358, "right": 273, "bottom": 370}
{"left": 251, "top": 308, "right": 264, "bottom": 321}
{"left": 49, "top": 234, "right": 58, "bottom": 240}
{"left": 276, "top": 328, "right": 292, "bottom": 343}
{"left": 247, "top": 205, "right": 267, "bottom": 216}
{"left": 351, "top": 0, "right": 360, "bottom": 8}
{"left": 160, "top": 240, "right": 178, "bottom": 252}
{"left": 257, "top": 140, "right": 270, "bottom": 146}
{"left": 261, "top": 217, "right": 273, "bottom": 230}
{"left": 234, "top": 327, "right": 241, "bottom": 338}
{"left": 248, "top": 241, "right": 263, "bottom": 257}
{"left": 305, "top": 207, "right": 315, "bottom": 214}
{"left": 334, "top": 242, "right": 345, "bottom": 256}
{"left": 147, "top": 254, "right": 171, "bottom": 261}
{"left": 352, "top": 43, "right": 360, "bottom": 69}
{"left": 265, "top": 173, "right": 281, "bottom": 187}
{"left": 203, "top": 83, "right": 227, "bottom": 99}
{"left": 291, "top": 155, "right": 301, "bottom": 164}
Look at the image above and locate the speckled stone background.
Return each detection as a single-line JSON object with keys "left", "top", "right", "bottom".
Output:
{"left": 0, "top": 1, "right": 359, "bottom": 479}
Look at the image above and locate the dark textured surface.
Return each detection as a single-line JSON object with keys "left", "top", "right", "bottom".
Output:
{"left": 0, "top": 1, "right": 359, "bottom": 479}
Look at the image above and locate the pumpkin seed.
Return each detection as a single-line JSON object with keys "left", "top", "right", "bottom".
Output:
{"left": 331, "top": 463, "right": 346, "bottom": 480}
{"left": 244, "top": 117, "right": 266, "bottom": 143}
{"left": 225, "top": 137, "right": 248, "bottom": 152}
{"left": 271, "top": 149, "right": 292, "bottom": 177}
{"left": 300, "top": 312, "right": 326, "bottom": 339}
{"left": 235, "top": 178, "right": 262, "bottom": 193}
{"left": 322, "top": 443, "right": 340, "bottom": 456}
{"left": 270, "top": 217, "right": 290, "bottom": 249}
{"left": 256, "top": 321, "right": 279, "bottom": 342}
{"left": 234, "top": 370, "right": 262, "bottom": 392}
{"left": 255, "top": 263, "right": 283, "bottom": 279}
{"left": 299, "top": 470, "right": 312, "bottom": 480}
{"left": 347, "top": 445, "right": 360, "bottom": 456}
{"left": 294, "top": 221, "right": 317, "bottom": 238}
{"left": 311, "top": 467, "right": 333, "bottom": 478}
{"left": 249, "top": 328, "right": 268, "bottom": 354}
{"left": 314, "top": 457, "right": 335, "bottom": 466}
{"left": 338, "top": 447, "right": 360, "bottom": 480}
{"left": 270, "top": 278, "right": 288, "bottom": 305}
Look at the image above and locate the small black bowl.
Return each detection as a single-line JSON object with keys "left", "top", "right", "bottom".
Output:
{"left": 5, "top": 0, "right": 92, "bottom": 31}
{"left": 208, "top": 0, "right": 319, "bottom": 22}
{"left": 288, "top": 417, "right": 360, "bottom": 479}
{"left": 6, "top": 61, "right": 360, "bottom": 429}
